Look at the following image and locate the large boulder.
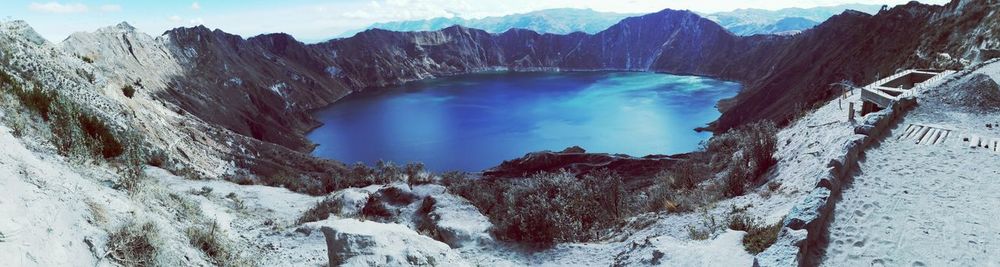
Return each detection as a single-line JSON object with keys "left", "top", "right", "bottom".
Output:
{"left": 318, "top": 219, "right": 468, "bottom": 267}
{"left": 422, "top": 194, "right": 492, "bottom": 248}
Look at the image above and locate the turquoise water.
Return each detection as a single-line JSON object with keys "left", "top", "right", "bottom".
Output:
{"left": 308, "top": 72, "right": 739, "bottom": 171}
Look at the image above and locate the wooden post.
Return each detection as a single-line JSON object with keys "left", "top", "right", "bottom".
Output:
{"left": 848, "top": 102, "right": 855, "bottom": 122}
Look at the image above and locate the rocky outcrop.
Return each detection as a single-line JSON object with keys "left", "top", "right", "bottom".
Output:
{"left": 318, "top": 219, "right": 468, "bottom": 266}
{"left": 483, "top": 146, "right": 679, "bottom": 179}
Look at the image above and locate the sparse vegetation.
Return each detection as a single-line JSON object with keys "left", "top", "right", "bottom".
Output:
{"left": 186, "top": 221, "right": 242, "bottom": 266}
{"left": 415, "top": 196, "right": 442, "bottom": 240}
{"left": 297, "top": 197, "right": 342, "bottom": 224}
{"left": 12, "top": 82, "right": 56, "bottom": 121}
{"left": 405, "top": 162, "right": 431, "bottom": 186}
{"left": 168, "top": 193, "right": 203, "bottom": 220}
{"left": 85, "top": 198, "right": 108, "bottom": 225}
{"left": 77, "top": 112, "right": 124, "bottom": 158}
{"left": 715, "top": 121, "right": 779, "bottom": 197}
{"left": 728, "top": 213, "right": 783, "bottom": 254}
{"left": 225, "top": 192, "right": 245, "bottom": 210}
{"left": 122, "top": 84, "right": 135, "bottom": 98}
{"left": 646, "top": 120, "right": 779, "bottom": 215}
{"left": 686, "top": 209, "right": 722, "bottom": 240}
{"left": 259, "top": 160, "right": 423, "bottom": 196}
{"left": 78, "top": 54, "right": 94, "bottom": 63}
{"left": 360, "top": 195, "right": 394, "bottom": 220}
{"left": 1, "top": 68, "right": 134, "bottom": 163}
{"left": 107, "top": 220, "right": 160, "bottom": 266}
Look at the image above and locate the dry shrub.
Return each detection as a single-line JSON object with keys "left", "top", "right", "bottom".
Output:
{"left": 297, "top": 197, "right": 342, "bottom": 224}
{"left": 728, "top": 213, "right": 783, "bottom": 254}
{"left": 707, "top": 120, "right": 778, "bottom": 197}
{"left": 107, "top": 221, "right": 160, "bottom": 266}
{"left": 449, "top": 170, "right": 629, "bottom": 247}
{"left": 185, "top": 221, "right": 247, "bottom": 266}
{"left": 359, "top": 196, "right": 393, "bottom": 220}
{"left": 85, "top": 198, "right": 108, "bottom": 225}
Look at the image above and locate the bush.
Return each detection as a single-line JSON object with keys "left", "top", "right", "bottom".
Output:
{"left": 669, "top": 156, "right": 711, "bottom": 190}
{"left": 359, "top": 196, "right": 393, "bottom": 220}
{"left": 107, "top": 221, "right": 160, "bottom": 266}
{"left": 78, "top": 55, "right": 94, "bottom": 63}
{"left": 297, "top": 197, "right": 341, "bottom": 224}
{"left": 415, "top": 196, "right": 442, "bottom": 239}
{"left": 449, "top": 170, "right": 630, "bottom": 247}
{"left": 122, "top": 84, "right": 135, "bottom": 98}
{"left": 709, "top": 121, "right": 778, "bottom": 197}
{"left": 375, "top": 186, "right": 418, "bottom": 205}
{"left": 728, "top": 214, "right": 782, "bottom": 254}
{"left": 147, "top": 150, "right": 167, "bottom": 167}
{"left": 77, "top": 113, "right": 124, "bottom": 158}
{"left": 405, "top": 162, "right": 430, "bottom": 186}
{"left": 261, "top": 171, "right": 313, "bottom": 193}
{"left": 14, "top": 85, "right": 55, "bottom": 121}
{"left": 186, "top": 221, "right": 239, "bottom": 265}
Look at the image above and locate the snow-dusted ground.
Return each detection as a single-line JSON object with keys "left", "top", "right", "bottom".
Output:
{"left": 823, "top": 63, "right": 1000, "bottom": 266}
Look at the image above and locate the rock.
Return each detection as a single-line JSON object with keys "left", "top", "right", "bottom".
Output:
{"left": 423, "top": 194, "right": 492, "bottom": 248}
{"left": 560, "top": 145, "right": 586, "bottom": 154}
{"left": 318, "top": 219, "right": 468, "bottom": 267}
{"left": 784, "top": 188, "right": 831, "bottom": 230}
{"left": 754, "top": 228, "right": 807, "bottom": 267}
{"left": 333, "top": 187, "right": 377, "bottom": 217}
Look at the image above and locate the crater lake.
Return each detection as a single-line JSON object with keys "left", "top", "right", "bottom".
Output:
{"left": 308, "top": 72, "right": 740, "bottom": 171}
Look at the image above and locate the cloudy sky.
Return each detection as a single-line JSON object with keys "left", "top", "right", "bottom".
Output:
{"left": 1, "top": 0, "right": 950, "bottom": 43}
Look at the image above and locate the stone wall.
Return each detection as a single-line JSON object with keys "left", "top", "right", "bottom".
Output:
{"left": 754, "top": 96, "right": 918, "bottom": 267}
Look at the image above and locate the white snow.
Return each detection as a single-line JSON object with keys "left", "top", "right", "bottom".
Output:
{"left": 615, "top": 230, "right": 754, "bottom": 266}
{"left": 314, "top": 218, "right": 470, "bottom": 266}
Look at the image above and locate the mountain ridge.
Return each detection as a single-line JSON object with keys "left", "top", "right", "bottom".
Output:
{"left": 336, "top": 8, "right": 639, "bottom": 38}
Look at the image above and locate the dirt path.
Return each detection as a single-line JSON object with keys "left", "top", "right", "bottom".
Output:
{"left": 821, "top": 119, "right": 1000, "bottom": 266}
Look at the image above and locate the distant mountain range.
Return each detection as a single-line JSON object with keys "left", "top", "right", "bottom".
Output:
{"left": 703, "top": 4, "right": 884, "bottom": 35}
{"left": 336, "top": 8, "right": 637, "bottom": 37}
{"left": 337, "top": 4, "right": 885, "bottom": 38}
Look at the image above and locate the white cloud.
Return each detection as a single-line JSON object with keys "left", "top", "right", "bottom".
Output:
{"left": 190, "top": 18, "right": 205, "bottom": 25}
{"left": 99, "top": 4, "right": 122, "bottom": 12}
{"left": 191, "top": 2, "right": 201, "bottom": 11}
{"left": 169, "top": 15, "right": 183, "bottom": 23}
{"left": 28, "top": 2, "right": 89, "bottom": 14}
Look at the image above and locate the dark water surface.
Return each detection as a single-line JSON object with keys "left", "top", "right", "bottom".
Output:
{"left": 308, "top": 72, "right": 739, "bottom": 171}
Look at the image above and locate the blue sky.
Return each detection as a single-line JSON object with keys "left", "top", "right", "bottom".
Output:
{"left": 0, "top": 0, "right": 950, "bottom": 43}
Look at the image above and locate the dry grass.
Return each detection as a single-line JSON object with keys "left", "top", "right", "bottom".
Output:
{"left": 186, "top": 221, "right": 247, "bottom": 266}
{"left": 85, "top": 198, "right": 108, "bottom": 225}
{"left": 297, "top": 197, "right": 342, "bottom": 224}
{"left": 106, "top": 220, "right": 160, "bottom": 266}
{"left": 728, "top": 213, "right": 783, "bottom": 254}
